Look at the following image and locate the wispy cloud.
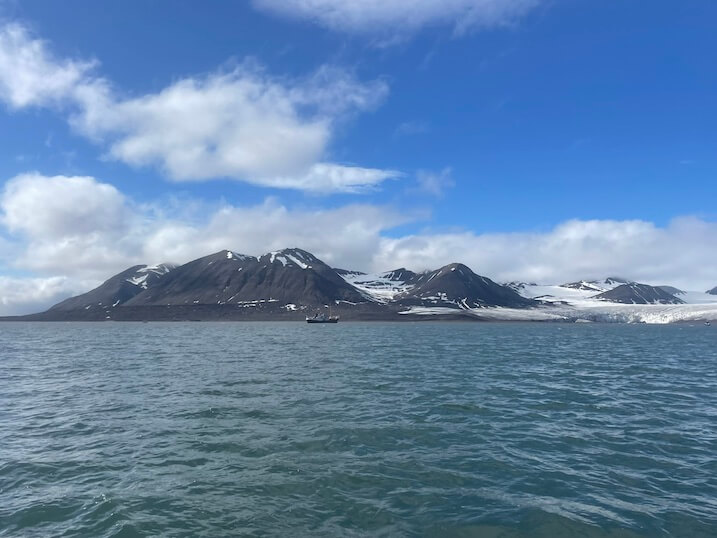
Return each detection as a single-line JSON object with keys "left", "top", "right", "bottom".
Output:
{"left": 413, "top": 167, "right": 455, "bottom": 197}
{"left": 253, "top": 0, "right": 541, "bottom": 40}
{"left": 394, "top": 120, "right": 430, "bottom": 137}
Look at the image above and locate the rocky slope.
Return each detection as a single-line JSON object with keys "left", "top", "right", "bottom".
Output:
{"left": 395, "top": 263, "right": 535, "bottom": 309}
{"left": 125, "top": 248, "right": 366, "bottom": 307}
{"left": 49, "top": 264, "right": 175, "bottom": 312}
{"left": 657, "top": 286, "right": 685, "bottom": 296}
{"left": 594, "top": 283, "right": 684, "bottom": 305}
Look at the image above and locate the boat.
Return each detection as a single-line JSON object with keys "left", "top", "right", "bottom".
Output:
{"left": 306, "top": 310, "right": 339, "bottom": 324}
{"left": 706, "top": 321, "right": 711, "bottom": 326}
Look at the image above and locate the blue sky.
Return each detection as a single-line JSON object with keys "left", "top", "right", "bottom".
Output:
{"left": 0, "top": 0, "right": 716, "bottom": 313}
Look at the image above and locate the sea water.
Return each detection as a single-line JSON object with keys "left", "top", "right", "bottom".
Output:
{"left": 1, "top": 322, "right": 715, "bottom": 537}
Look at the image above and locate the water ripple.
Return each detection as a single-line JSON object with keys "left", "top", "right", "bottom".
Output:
{"left": 0, "top": 321, "right": 715, "bottom": 537}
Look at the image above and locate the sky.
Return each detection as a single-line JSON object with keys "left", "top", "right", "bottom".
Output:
{"left": 0, "top": 0, "right": 716, "bottom": 314}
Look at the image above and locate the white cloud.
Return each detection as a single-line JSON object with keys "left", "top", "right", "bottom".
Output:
{"left": 0, "top": 23, "right": 397, "bottom": 193}
{"left": 0, "top": 275, "right": 94, "bottom": 316}
{"left": 1, "top": 173, "right": 717, "bottom": 316}
{"left": 0, "top": 172, "right": 409, "bottom": 284}
{"left": 0, "top": 173, "right": 139, "bottom": 278}
{"left": 2, "top": 173, "right": 128, "bottom": 239}
{"left": 375, "top": 218, "right": 717, "bottom": 291}
{"left": 136, "top": 198, "right": 410, "bottom": 272}
{"left": 253, "top": 0, "right": 540, "bottom": 37}
{"left": 71, "top": 65, "right": 393, "bottom": 191}
{"left": 0, "top": 23, "right": 95, "bottom": 108}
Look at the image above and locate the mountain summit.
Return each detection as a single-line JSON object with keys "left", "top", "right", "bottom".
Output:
{"left": 395, "top": 263, "right": 534, "bottom": 309}
{"left": 125, "top": 248, "right": 365, "bottom": 307}
{"left": 594, "top": 283, "right": 684, "bottom": 305}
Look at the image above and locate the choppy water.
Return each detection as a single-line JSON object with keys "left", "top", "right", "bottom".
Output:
{"left": 1, "top": 322, "right": 716, "bottom": 537}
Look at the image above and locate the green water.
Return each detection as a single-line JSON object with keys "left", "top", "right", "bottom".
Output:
{"left": 1, "top": 322, "right": 715, "bottom": 537}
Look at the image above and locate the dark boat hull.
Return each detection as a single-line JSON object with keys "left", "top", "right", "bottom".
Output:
{"left": 306, "top": 319, "right": 339, "bottom": 324}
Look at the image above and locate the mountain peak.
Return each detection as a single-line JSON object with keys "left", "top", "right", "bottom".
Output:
{"left": 595, "top": 282, "right": 684, "bottom": 305}
{"left": 221, "top": 250, "right": 256, "bottom": 261}
{"left": 381, "top": 268, "right": 417, "bottom": 282}
{"left": 561, "top": 277, "right": 633, "bottom": 292}
{"left": 441, "top": 262, "right": 473, "bottom": 273}
{"left": 261, "top": 248, "right": 323, "bottom": 269}
{"left": 604, "top": 276, "right": 631, "bottom": 285}
{"left": 397, "top": 262, "right": 534, "bottom": 309}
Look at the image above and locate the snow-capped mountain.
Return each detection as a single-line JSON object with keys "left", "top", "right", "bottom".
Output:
{"left": 49, "top": 263, "right": 176, "bottom": 312}
{"left": 340, "top": 268, "right": 418, "bottom": 302}
{"left": 594, "top": 283, "right": 684, "bottom": 305}
{"left": 125, "top": 248, "right": 365, "bottom": 307}
{"left": 510, "top": 280, "right": 717, "bottom": 323}
{"left": 13, "top": 249, "right": 717, "bottom": 323}
{"left": 560, "top": 277, "right": 629, "bottom": 293}
{"left": 394, "top": 263, "right": 534, "bottom": 309}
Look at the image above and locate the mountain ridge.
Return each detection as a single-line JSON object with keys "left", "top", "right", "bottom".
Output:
{"left": 4, "top": 248, "right": 716, "bottom": 323}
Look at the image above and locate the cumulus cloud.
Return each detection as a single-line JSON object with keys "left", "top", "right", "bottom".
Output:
{"left": 253, "top": 0, "right": 540, "bottom": 37}
{"left": 0, "top": 275, "right": 94, "bottom": 316}
{"left": 0, "top": 172, "right": 409, "bottom": 281}
{"left": 0, "top": 173, "right": 136, "bottom": 277}
{"left": 1, "top": 172, "right": 717, "bottom": 316}
{"left": 0, "top": 23, "right": 397, "bottom": 193}
{"left": 2, "top": 173, "right": 129, "bottom": 239}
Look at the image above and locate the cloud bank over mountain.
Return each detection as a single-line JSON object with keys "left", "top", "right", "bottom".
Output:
{"left": 1, "top": 173, "right": 715, "bottom": 315}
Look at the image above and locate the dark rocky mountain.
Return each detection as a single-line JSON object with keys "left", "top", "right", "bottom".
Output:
{"left": 658, "top": 285, "right": 685, "bottom": 296}
{"left": 707, "top": 286, "right": 717, "bottom": 295}
{"left": 396, "top": 263, "right": 535, "bottom": 309}
{"left": 594, "top": 283, "right": 684, "bottom": 305}
{"left": 125, "top": 248, "right": 366, "bottom": 307}
{"left": 19, "top": 248, "right": 678, "bottom": 322}
{"left": 49, "top": 263, "right": 175, "bottom": 312}
{"left": 381, "top": 268, "right": 418, "bottom": 283}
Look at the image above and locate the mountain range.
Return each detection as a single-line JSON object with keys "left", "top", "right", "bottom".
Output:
{"left": 3, "top": 247, "right": 717, "bottom": 323}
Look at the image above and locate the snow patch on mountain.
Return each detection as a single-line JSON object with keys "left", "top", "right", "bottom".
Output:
{"left": 126, "top": 263, "right": 175, "bottom": 289}
{"left": 265, "top": 248, "right": 319, "bottom": 269}
{"left": 340, "top": 269, "right": 417, "bottom": 302}
{"left": 502, "top": 282, "right": 717, "bottom": 323}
